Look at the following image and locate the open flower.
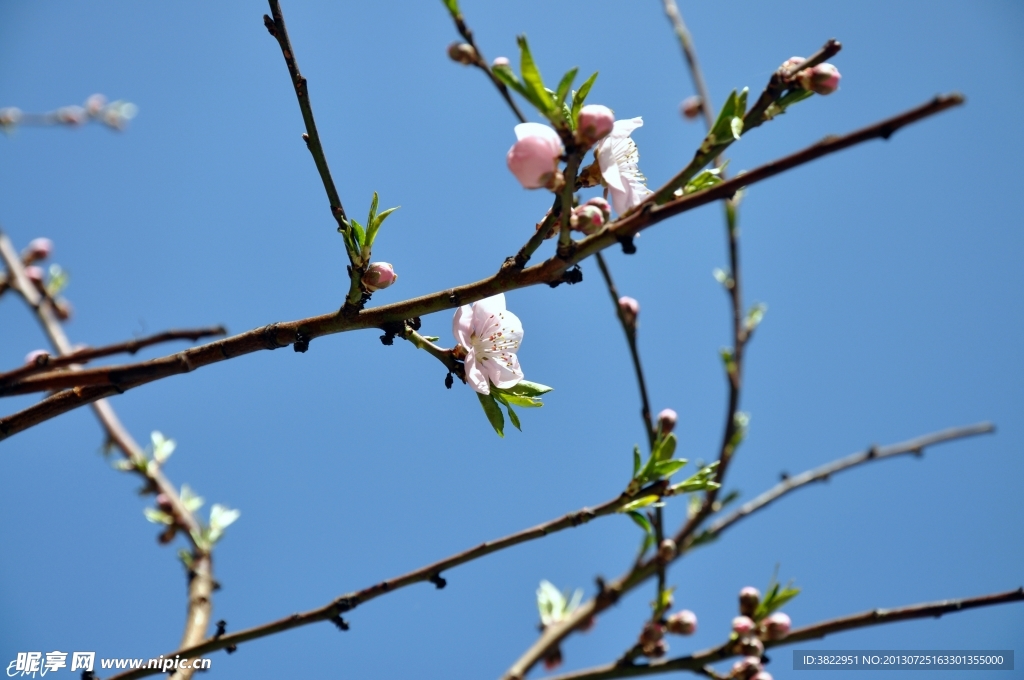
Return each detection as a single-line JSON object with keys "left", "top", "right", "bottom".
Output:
{"left": 507, "top": 122, "right": 563, "bottom": 189}
{"left": 596, "top": 117, "right": 652, "bottom": 215}
{"left": 452, "top": 293, "right": 524, "bottom": 395}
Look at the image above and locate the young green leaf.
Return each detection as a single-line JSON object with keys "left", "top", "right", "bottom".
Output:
{"left": 555, "top": 67, "right": 578, "bottom": 106}
{"left": 348, "top": 218, "right": 366, "bottom": 250}
{"left": 652, "top": 432, "right": 677, "bottom": 462}
{"left": 367, "top": 191, "right": 379, "bottom": 230}
{"left": 143, "top": 508, "right": 174, "bottom": 525}
{"left": 505, "top": 401, "right": 521, "bottom": 431}
{"left": 506, "top": 380, "right": 553, "bottom": 396}
{"left": 632, "top": 445, "right": 642, "bottom": 478}
{"left": 364, "top": 204, "right": 399, "bottom": 252}
{"left": 516, "top": 35, "right": 555, "bottom": 115}
{"left": 620, "top": 495, "right": 661, "bottom": 512}
{"left": 650, "top": 459, "right": 689, "bottom": 479}
{"left": 441, "top": 0, "right": 460, "bottom": 17}
{"left": 477, "top": 391, "right": 505, "bottom": 437}
{"left": 570, "top": 72, "right": 598, "bottom": 123}
{"left": 627, "top": 510, "right": 653, "bottom": 536}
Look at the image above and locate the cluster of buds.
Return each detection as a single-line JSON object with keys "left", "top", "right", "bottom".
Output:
{"left": 0, "top": 94, "right": 137, "bottom": 132}
{"left": 638, "top": 620, "right": 667, "bottom": 658}
{"left": 782, "top": 57, "right": 841, "bottom": 95}
{"left": 569, "top": 196, "right": 611, "bottom": 235}
{"left": 361, "top": 262, "right": 398, "bottom": 292}
{"left": 726, "top": 586, "right": 792, "bottom": 677}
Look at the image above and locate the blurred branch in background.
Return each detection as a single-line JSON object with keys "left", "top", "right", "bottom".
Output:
{"left": 0, "top": 94, "right": 137, "bottom": 132}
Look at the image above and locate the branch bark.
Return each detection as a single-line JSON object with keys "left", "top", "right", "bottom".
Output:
{"left": 0, "top": 95, "right": 964, "bottom": 440}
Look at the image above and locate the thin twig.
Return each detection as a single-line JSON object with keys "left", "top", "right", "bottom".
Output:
{"left": 0, "top": 230, "right": 216, "bottom": 669}
{"left": 542, "top": 588, "right": 1024, "bottom": 680}
{"left": 102, "top": 480, "right": 670, "bottom": 680}
{"left": 0, "top": 96, "right": 964, "bottom": 439}
{"left": 443, "top": 5, "right": 527, "bottom": 123}
{"left": 661, "top": 0, "right": 714, "bottom": 129}
{"left": 0, "top": 326, "right": 227, "bottom": 386}
{"left": 496, "top": 422, "right": 990, "bottom": 680}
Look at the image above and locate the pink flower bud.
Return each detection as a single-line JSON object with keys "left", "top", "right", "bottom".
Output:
{"left": 56, "top": 106, "right": 85, "bottom": 125}
{"left": 737, "top": 636, "right": 764, "bottom": 657}
{"left": 0, "top": 107, "right": 22, "bottom": 127}
{"left": 85, "top": 94, "right": 107, "bottom": 117}
{"left": 800, "top": 63, "right": 841, "bottom": 95}
{"left": 739, "top": 586, "right": 761, "bottom": 616}
{"left": 657, "top": 538, "right": 676, "bottom": 563}
{"left": 763, "top": 612, "right": 790, "bottom": 640}
{"left": 570, "top": 204, "right": 605, "bottom": 235}
{"left": 780, "top": 56, "right": 805, "bottom": 73}
{"left": 585, "top": 196, "right": 611, "bottom": 222}
{"left": 507, "top": 123, "right": 563, "bottom": 190}
{"left": 732, "top": 615, "right": 756, "bottom": 635}
{"left": 751, "top": 673, "right": 773, "bottom": 680}
{"left": 25, "top": 238, "right": 54, "bottom": 263}
{"left": 25, "top": 265, "right": 44, "bottom": 285}
{"left": 156, "top": 494, "right": 174, "bottom": 511}
{"left": 731, "top": 656, "right": 763, "bottom": 680}
{"left": 576, "top": 104, "right": 615, "bottom": 145}
{"left": 618, "top": 296, "right": 639, "bottom": 325}
{"left": 24, "top": 349, "right": 50, "bottom": 366}
{"left": 362, "top": 262, "right": 397, "bottom": 292}
{"left": 447, "top": 42, "right": 477, "bottom": 65}
{"left": 54, "top": 299, "right": 74, "bottom": 320}
{"left": 657, "top": 408, "right": 677, "bottom": 434}
{"left": 680, "top": 95, "right": 703, "bottom": 120}
{"left": 492, "top": 56, "right": 510, "bottom": 68}
{"left": 666, "top": 609, "right": 697, "bottom": 636}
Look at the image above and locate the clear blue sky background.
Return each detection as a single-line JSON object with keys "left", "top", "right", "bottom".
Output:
{"left": 1, "top": 1, "right": 1021, "bottom": 678}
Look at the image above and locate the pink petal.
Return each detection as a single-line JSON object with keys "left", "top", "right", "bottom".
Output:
{"left": 463, "top": 352, "right": 490, "bottom": 394}
{"left": 453, "top": 304, "right": 474, "bottom": 347}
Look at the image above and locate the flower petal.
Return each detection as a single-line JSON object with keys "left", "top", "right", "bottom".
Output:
{"left": 598, "top": 146, "right": 625, "bottom": 192}
{"left": 463, "top": 353, "right": 491, "bottom": 394}
{"left": 481, "top": 351, "right": 524, "bottom": 389}
{"left": 452, "top": 304, "right": 474, "bottom": 347}
{"left": 514, "top": 122, "right": 561, "bottom": 147}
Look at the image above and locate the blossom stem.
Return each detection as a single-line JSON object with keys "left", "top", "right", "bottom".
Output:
{"left": 399, "top": 326, "right": 462, "bottom": 376}
{"left": 557, "top": 154, "right": 583, "bottom": 256}
{"left": 510, "top": 195, "right": 562, "bottom": 269}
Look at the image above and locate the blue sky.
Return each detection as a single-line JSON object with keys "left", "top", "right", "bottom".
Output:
{"left": 1, "top": 1, "right": 1021, "bottom": 679}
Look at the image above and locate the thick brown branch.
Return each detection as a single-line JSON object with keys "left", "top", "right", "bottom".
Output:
{"left": 497, "top": 421, "right": 990, "bottom": 680}
{"left": 0, "top": 96, "right": 963, "bottom": 440}
{"left": 543, "top": 588, "right": 1024, "bottom": 680}
{"left": 102, "top": 481, "right": 669, "bottom": 680}
{"left": 0, "top": 326, "right": 226, "bottom": 387}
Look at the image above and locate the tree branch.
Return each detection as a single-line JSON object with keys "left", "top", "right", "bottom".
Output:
{"left": 0, "top": 95, "right": 964, "bottom": 440}
{"left": 0, "top": 326, "right": 226, "bottom": 387}
{"left": 0, "top": 230, "right": 217, "bottom": 667}
{"left": 661, "top": 0, "right": 715, "bottom": 129}
{"left": 102, "top": 480, "right": 670, "bottom": 680}
{"left": 496, "top": 421, "right": 991, "bottom": 680}
{"left": 542, "top": 588, "right": 1024, "bottom": 680}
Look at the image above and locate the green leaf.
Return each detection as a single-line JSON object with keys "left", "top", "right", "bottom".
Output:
{"left": 349, "top": 218, "right": 366, "bottom": 249}
{"left": 627, "top": 510, "right": 653, "bottom": 536}
{"left": 632, "top": 445, "right": 642, "bottom": 478}
{"left": 144, "top": 508, "right": 173, "bottom": 525}
{"left": 507, "top": 380, "right": 553, "bottom": 396}
{"left": 650, "top": 459, "right": 689, "bottom": 479}
{"left": 505, "top": 402, "right": 521, "bottom": 431}
{"left": 555, "top": 67, "right": 577, "bottom": 106}
{"left": 365, "top": 204, "right": 399, "bottom": 252}
{"left": 441, "top": 0, "right": 459, "bottom": 16}
{"left": 491, "top": 64, "right": 529, "bottom": 100}
{"left": 754, "top": 572, "right": 801, "bottom": 621}
{"left": 151, "top": 431, "right": 176, "bottom": 464}
{"left": 652, "top": 432, "right": 677, "bottom": 462}
{"left": 620, "top": 495, "right": 661, "bottom": 512}
{"left": 516, "top": 35, "right": 555, "bottom": 115}
{"left": 745, "top": 303, "right": 767, "bottom": 332}
{"left": 45, "top": 264, "right": 70, "bottom": 297}
{"left": 570, "top": 71, "right": 598, "bottom": 124}
{"left": 477, "top": 391, "right": 505, "bottom": 437}
{"left": 367, "top": 191, "right": 379, "bottom": 231}
{"left": 670, "top": 461, "right": 721, "bottom": 494}
{"left": 422, "top": 335, "right": 440, "bottom": 343}
{"left": 684, "top": 167, "right": 725, "bottom": 195}
{"left": 177, "top": 548, "right": 194, "bottom": 571}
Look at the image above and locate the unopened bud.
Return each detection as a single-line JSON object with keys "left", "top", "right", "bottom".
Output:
{"left": 507, "top": 129, "right": 562, "bottom": 190}
{"left": 657, "top": 408, "right": 677, "bottom": 434}
{"left": 731, "top": 656, "right": 763, "bottom": 680}
{"left": 799, "top": 63, "right": 841, "bottom": 95}
{"left": 780, "top": 56, "right": 805, "bottom": 74}
{"left": 25, "top": 237, "right": 54, "bottom": 263}
{"left": 732, "top": 615, "right": 755, "bottom": 635}
{"left": 0, "top": 107, "right": 22, "bottom": 127}
{"left": 666, "top": 609, "right": 697, "bottom": 636}
{"left": 657, "top": 538, "right": 676, "bottom": 563}
{"left": 643, "top": 639, "right": 668, "bottom": 658}
{"left": 618, "top": 296, "right": 639, "bottom": 326}
{"left": 447, "top": 42, "right": 477, "bottom": 65}
{"left": 737, "top": 636, "right": 764, "bottom": 657}
{"left": 24, "top": 349, "right": 50, "bottom": 366}
{"left": 638, "top": 621, "right": 664, "bottom": 646}
{"left": 570, "top": 204, "right": 605, "bottom": 235}
{"left": 492, "top": 56, "right": 510, "bottom": 68}
{"left": 762, "top": 612, "right": 790, "bottom": 640}
{"left": 584, "top": 196, "right": 611, "bottom": 222}
{"left": 156, "top": 494, "right": 174, "bottom": 511}
{"left": 56, "top": 106, "right": 86, "bottom": 125}
{"left": 54, "top": 299, "right": 74, "bottom": 320}
{"left": 542, "top": 646, "right": 563, "bottom": 671}
{"left": 362, "top": 262, "right": 397, "bottom": 292}
{"left": 85, "top": 94, "right": 107, "bottom": 117}
{"left": 739, "top": 586, "right": 761, "bottom": 616}
{"left": 680, "top": 95, "right": 703, "bottom": 120}
{"left": 25, "top": 265, "right": 44, "bottom": 286}
{"left": 576, "top": 104, "right": 615, "bottom": 145}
